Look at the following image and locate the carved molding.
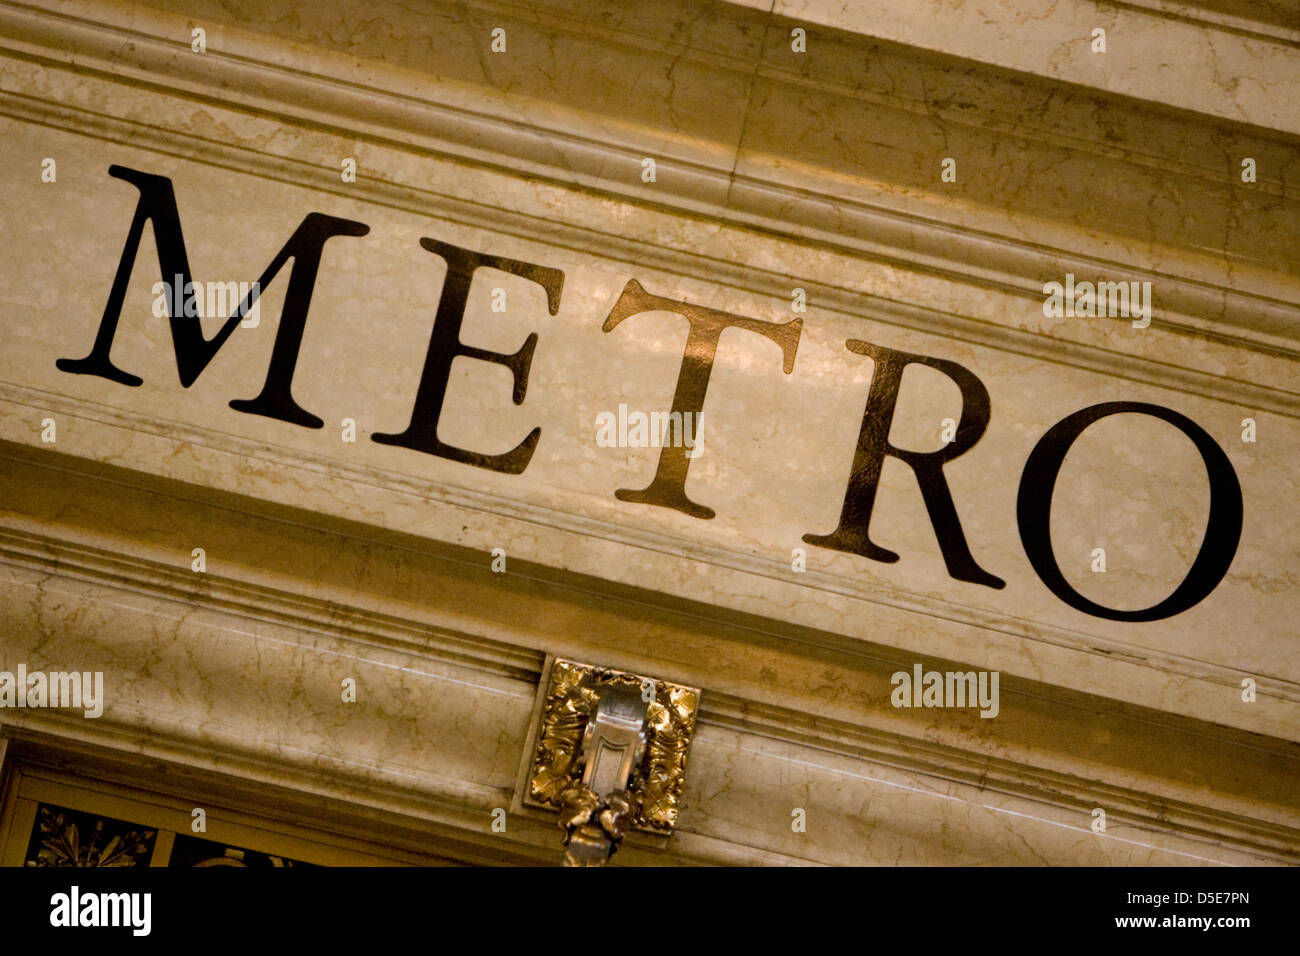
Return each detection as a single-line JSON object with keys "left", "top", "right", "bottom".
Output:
{"left": 5, "top": 433, "right": 1297, "bottom": 715}
{"left": 1, "top": 0, "right": 1297, "bottom": 869}
{"left": 4, "top": 82, "right": 1293, "bottom": 417}
{"left": 0, "top": 0, "right": 1297, "bottom": 371}
{"left": 27, "top": 805, "right": 156, "bottom": 867}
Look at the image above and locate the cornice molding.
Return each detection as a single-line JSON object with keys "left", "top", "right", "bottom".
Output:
{"left": 1, "top": 0, "right": 1297, "bottom": 368}
{"left": 1112, "top": 0, "right": 1300, "bottom": 45}
{"left": 750, "top": 0, "right": 1300, "bottom": 133}
{"left": 5, "top": 384, "right": 1298, "bottom": 719}
{"left": 4, "top": 0, "right": 1296, "bottom": 868}
{"left": 0, "top": 83, "right": 1295, "bottom": 414}
{"left": 3, "top": 524, "right": 1297, "bottom": 862}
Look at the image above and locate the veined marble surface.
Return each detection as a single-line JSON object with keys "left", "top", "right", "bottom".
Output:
{"left": 0, "top": 0, "right": 1296, "bottom": 864}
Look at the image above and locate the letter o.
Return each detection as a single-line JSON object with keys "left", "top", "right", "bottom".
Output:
{"left": 1017, "top": 402, "right": 1241, "bottom": 621}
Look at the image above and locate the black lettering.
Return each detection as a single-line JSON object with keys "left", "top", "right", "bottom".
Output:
{"left": 804, "top": 340, "right": 1004, "bottom": 589}
{"left": 1016, "top": 401, "right": 1242, "bottom": 621}
{"left": 371, "top": 238, "right": 564, "bottom": 474}
{"left": 56, "top": 165, "right": 369, "bottom": 429}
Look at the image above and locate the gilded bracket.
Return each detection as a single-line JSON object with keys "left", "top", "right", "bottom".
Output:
{"left": 523, "top": 659, "right": 700, "bottom": 865}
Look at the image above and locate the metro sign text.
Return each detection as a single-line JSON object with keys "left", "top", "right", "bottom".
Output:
{"left": 56, "top": 166, "right": 1243, "bottom": 622}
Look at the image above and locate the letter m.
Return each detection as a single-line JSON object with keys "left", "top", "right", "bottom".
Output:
{"left": 1097, "top": 281, "right": 1129, "bottom": 317}
{"left": 53, "top": 671, "right": 81, "bottom": 708}
{"left": 102, "top": 893, "right": 130, "bottom": 926}
{"left": 57, "top": 166, "right": 369, "bottom": 428}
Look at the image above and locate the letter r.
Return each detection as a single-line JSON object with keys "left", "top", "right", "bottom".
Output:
{"left": 804, "top": 340, "right": 1004, "bottom": 589}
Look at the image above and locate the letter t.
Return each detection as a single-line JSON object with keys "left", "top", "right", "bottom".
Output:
{"left": 601, "top": 279, "right": 801, "bottom": 518}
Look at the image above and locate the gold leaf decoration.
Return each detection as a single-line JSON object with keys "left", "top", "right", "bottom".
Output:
{"left": 527, "top": 660, "right": 699, "bottom": 832}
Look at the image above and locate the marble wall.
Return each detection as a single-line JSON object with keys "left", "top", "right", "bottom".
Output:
{"left": 0, "top": 0, "right": 1296, "bottom": 864}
